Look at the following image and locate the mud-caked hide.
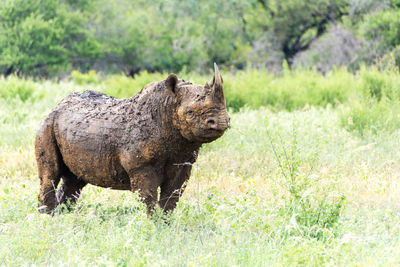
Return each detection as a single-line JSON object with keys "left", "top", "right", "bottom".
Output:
{"left": 35, "top": 64, "right": 229, "bottom": 215}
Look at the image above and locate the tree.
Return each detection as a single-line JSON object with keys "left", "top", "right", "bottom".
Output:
{"left": 362, "top": 8, "right": 400, "bottom": 52}
{"left": 0, "top": 0, "right": 101, "bottom": 76}
{"left": 246, "top": 0, "right": 349, "bottom": 67}
{"left": 93, "top": 0, "right": 248, "bottom": 74}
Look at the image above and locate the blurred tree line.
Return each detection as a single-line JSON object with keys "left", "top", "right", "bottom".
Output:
{"left": 1, "top": 0, "right": 400, "bottom": 77}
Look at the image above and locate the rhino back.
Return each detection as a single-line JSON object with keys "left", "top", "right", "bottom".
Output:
{"left": 50, "top": 90, "right": 160, "bottom": 189}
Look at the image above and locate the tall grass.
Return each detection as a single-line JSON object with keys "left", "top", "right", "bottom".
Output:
{"left": 223, "top": 67, "right": 357, "bottom": 111}
{"left": 1, "top": 106, "right": 400, "bottom": 265}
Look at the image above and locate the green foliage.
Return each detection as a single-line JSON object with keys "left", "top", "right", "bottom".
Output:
{"left": 267, "top": 122, "right": 345, "bottom": 239}
{"left": 71, "top": 70, "right": 99, "bottom": 85}
{"left": 0, "top": 0, "right": 101, "bottom": 76}
{"left": 0, "top": 76, "right": 39, "bottom": 102}
{"left": 339, "top": 98, "right": 400, "bottom": 135}
{"left": 339, "top": 67, "right": 400, "bottom": 135}
{"left": 0, "top": 0, "right": 378, "bottom": 76}
{"left": 94, "top": 0, "right": 247, "bottom": 73}
{"left": 246, "top": 0, "right": 349, "bottom": 65}
{"left": 223, "top": 68, "right": 275, "bottom": 111}
{"left": 362, "top": 9, "right": 400, "bottom": 52}
{"left": 224, "top": 67, "right": 355, "bottom": 111}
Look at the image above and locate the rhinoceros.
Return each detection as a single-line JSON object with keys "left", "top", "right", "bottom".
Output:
{"left": 35, "top": 64, "right": 229, "bottom": 215}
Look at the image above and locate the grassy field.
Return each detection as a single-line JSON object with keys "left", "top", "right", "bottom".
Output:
{"left": 1, "top": 70, "right": 400, "bottom": 266}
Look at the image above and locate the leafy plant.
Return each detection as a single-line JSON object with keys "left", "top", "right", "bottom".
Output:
{"left": 0, "top": 75, "right": 39, "bottom": 102}
{"left": 266, "top": 121, "right": 345, "bottom": 239}
{"left": 71, "top": 70, "right": 99, "bottom": 85}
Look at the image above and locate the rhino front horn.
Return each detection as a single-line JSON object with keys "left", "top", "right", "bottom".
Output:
{"left": 213, "top": 62, "right": 223, "bottom": 88}
{"left": 211, "top": 63, "right": 225, "bottom": 102}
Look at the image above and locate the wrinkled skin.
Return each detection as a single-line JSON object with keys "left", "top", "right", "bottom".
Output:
{"left": 36, "top": 64, "right": 229, "bottom": 215}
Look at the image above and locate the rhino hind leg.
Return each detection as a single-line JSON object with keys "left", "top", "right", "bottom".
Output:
{"left": 56, "top": 172, "right": 87, "bottom": 210}
{"left": 36, "top": 122, "right": 63, "bottom": 214}
{"left": 37, "top": 165, "right": 60, "bottom": 215}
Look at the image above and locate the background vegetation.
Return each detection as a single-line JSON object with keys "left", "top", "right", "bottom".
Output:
{"left": 2, "top": 0, "right": 400, "bottom": 76}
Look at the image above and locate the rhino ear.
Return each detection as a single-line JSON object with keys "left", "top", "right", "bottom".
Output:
{"left": 166, "top": 73, "right": 178, "bottom": 94}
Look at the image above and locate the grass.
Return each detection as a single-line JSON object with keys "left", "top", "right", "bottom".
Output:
{"left": 1, "top": 70, "right": 400, "bottom": 265}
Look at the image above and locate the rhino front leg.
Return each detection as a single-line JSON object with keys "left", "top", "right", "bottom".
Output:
{"left": 159, "top": 164, "right": 192, "bottom": 213}
{"left": 129, "top": 166, "right": 162, "bottom": 215}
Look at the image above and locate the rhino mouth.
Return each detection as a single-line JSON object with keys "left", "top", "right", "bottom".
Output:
{"left": 194, "top": 128, "right": 226, "bottom": 142}
{"left": 205, "top": 130, "right": 224, "bottom": 138}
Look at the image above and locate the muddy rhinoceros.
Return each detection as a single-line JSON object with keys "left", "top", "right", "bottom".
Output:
{"left": 35, "top": 63, "right": 229, "bottom": 215}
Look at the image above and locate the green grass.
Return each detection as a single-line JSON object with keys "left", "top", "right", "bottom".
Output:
{"left": 1, "top": 70, "right": 400, "bottom": 265}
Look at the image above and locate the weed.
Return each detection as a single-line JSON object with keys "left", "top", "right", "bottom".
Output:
{"left": 266, "top": 119, "right": 345, "bottom": 240}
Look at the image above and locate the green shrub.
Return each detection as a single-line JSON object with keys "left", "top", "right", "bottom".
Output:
{"left": 267, "top": 122, "right": 345, "bottom": 239}
{"left": 339, "top": 98, "right": 400, "bottom": 135}
{"left": 223, "top": 67, "right": 356, "bottom": 111}
{"left": 361, "top": 66, "right": 400, "bottom": 101}
{"left": 0, "top": 76, "right": 39, "bottom": 102}
{"left": 0, "top": 0, "right": 101, "bottom": 76}
{"left": 361, "top": 69, "right": 385, "bottom": 100}
{"left": 71, "top": 70, "right": 99, "bottom": 85}
{"left": 274, "top": 67, "right": 354, "bottom": 110}
{"left": 361, "top": 9, "right": 400, "bottom": 52}
{"left": 337, "top": 66, "right": 400, "bottom": 135}
{"left": 223, "top": 68, "right": 275, "bottom": 111}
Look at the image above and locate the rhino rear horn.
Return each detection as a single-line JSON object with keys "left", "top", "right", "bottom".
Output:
{"left": 166, "top": 73, "right": 178, "bottom": 94}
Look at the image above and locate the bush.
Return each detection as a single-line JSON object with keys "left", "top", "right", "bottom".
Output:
{"left": 223, "top": 68, "right": 275, "bottom": 111}
{"left": 361, "top": 9, "right": 400, "bottom": 52}
{"left": 338, "top": 66, "right": 400, "bottom": 135}
{"left": 293, "top": 25, "right": 362, "bottom": 73}
{"left": 0, "top": 76, "right": 39, "bottom": 102}
{"left": 0, "top": 0, "right": 101, "bottom": 76}
{"left": 71, "top": 70, "right": 99, "bottom": 85}
{"left": 223, "top": 67, "right": 356, "bottom": 111}
{"left": 267, "top": 122, "right": 345, "bottom": 239}
{"left": 339, "top": 98, "right": 400, "bottom": 135}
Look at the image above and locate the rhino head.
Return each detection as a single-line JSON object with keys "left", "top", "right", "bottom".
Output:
{"left": 168, "top": 63, "right": 230, "bottom": 143}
